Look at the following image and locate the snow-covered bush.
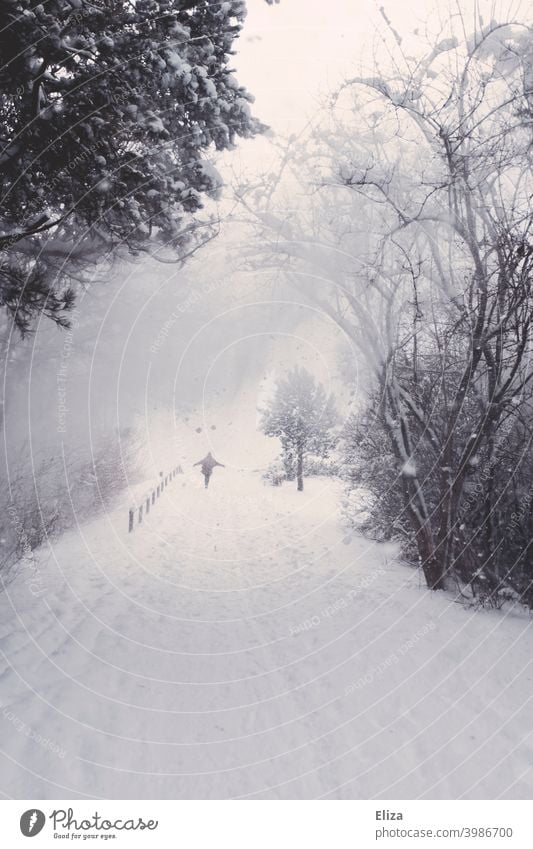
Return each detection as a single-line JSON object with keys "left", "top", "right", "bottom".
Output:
{"left": 340, "top": 388, "right": 533, "bottom": 608}
{"left": 248, "top": 15, "right": 533, "bottom": 604}
{"left": 262, "top": 459, "right": 286, "bottom": 487}
{"left": 339, "top": 405, "right": 409, "bottom": 544}
{"left": 263, "top": 453, "right": 340, "bottom": 486}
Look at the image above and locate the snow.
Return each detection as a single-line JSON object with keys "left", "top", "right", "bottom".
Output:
{"left": 401, "top": 459, "right": 417, "bottom": 477}
{"left": 435, "top": 37, "right": 459, "bottom": 53}
{"left": 1, "top": 470, "right": 532, "bottom": 799}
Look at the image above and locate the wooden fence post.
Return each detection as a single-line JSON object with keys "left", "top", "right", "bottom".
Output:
{"left": 128, "top": 470, "right": 179, "bottom": 534}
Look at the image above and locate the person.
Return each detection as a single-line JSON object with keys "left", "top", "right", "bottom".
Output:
{"left": 193, "top": 452, "right": 225, "bottom": 489}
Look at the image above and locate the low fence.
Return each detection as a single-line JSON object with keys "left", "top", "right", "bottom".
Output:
{"left": 128, "top": 465, "right": 183, "bottom": 532}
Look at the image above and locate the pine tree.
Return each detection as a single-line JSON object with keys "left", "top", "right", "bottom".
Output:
{"left": 260, "top": 367, "right": 337, "bottom": 491}
{"left": 0, "top": 0, "right": 265, "bottom": 332}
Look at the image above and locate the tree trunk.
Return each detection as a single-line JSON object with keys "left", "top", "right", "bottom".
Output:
{"left": 418, "top": 537, "right": 448, "bottom": 590}
{"left": 403, "top": 482, "right": 447, "bottom": 590}
{"left": 297, "top": 449, "right": 304, "bottom": 491}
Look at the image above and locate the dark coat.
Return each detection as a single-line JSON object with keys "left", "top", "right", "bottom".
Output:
{"left": 194, "top": 453, "right": 224, "bottom": 475}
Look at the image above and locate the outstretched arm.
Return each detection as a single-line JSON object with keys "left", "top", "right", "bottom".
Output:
{"left": 215, "top": 462, "right": 225, "bottom": 467}
{"left": 193, "top": 461, "right": 202, "bottom": 466}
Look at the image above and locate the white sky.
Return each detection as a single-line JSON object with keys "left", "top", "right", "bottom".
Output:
{"left": 234, "top": 0, "right": 529, "bottom": 134}
{"left": 236, "top": 0, "right": 380, "bottom": 131}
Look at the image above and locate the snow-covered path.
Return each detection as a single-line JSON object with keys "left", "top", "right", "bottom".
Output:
{"left": 0, "top": 469, "right": 532, "bottom": 799}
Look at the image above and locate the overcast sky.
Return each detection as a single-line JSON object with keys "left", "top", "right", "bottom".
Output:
{"left": 234, "top": 0, "right": 528, "bottom": 134}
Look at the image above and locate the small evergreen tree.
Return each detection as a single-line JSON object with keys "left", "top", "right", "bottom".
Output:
{"left": 260, "top": 367, "right": 337, "bottom": 491}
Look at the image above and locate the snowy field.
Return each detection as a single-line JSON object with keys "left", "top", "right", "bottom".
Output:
{"left": 0, "top": 466, "right": 532, "bottom": 800}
